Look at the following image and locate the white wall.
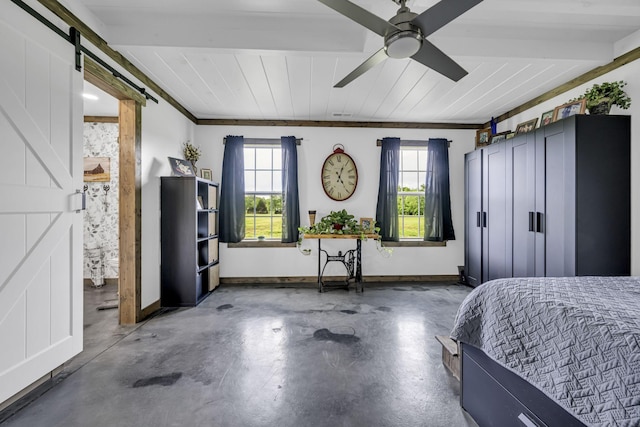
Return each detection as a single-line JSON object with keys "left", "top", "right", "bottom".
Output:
{"left": 141, "top": 101, "right": 195, "bottom": 307}
{"left": 497, "top": 59, "right": 640, "bottom": 275}
{"left": 194, "top": 126, "right": 476, "bottom": 279}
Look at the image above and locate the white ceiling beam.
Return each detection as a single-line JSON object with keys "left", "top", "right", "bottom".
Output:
{"left": 101, "top": 12, "right": 368, "bottom": 52}
{"left": 432, "top": 36, "right": 613, "bottom": 62}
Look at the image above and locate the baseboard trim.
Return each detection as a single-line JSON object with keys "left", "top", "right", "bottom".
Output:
{"left": 220, "top": 275, "right": 458, "bottom": 285}
{"left": 140, "top": 300, "right": 161, "bottom": 320}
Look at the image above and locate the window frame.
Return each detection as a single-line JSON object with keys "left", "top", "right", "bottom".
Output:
{"left": 243, "top": 144, "right": 283, "bottom": 241}
{"left": 397, "top": 145, "right": 427, "bottom": 240}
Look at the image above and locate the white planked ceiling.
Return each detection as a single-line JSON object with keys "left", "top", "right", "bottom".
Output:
{"left": 78, "top": 0, "right": 640, "bottom": 123}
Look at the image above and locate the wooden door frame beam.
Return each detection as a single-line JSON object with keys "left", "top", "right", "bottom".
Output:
{"left": 83, "top": 59, "right": 142, "bottom": 324}
{"left": 118, "top": 100, "right": 142, "bottom": 324}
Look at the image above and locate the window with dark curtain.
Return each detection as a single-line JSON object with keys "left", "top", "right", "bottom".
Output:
{"left": 424, "top": 138, "right": 455, "bottom": 241}
{"left": 221, "top": 136, "right": 300, "bottom": 244}
{"left": 375, "top": 137, "right": 400, "bottom": 241}
{"left": 219, "top": 135, "right": 245, "bottom": 243}
{"left": 281, "top": 136, "right": 300, "bottom": 243}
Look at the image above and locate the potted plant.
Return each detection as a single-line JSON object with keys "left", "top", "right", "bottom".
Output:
{"left": 579, "top": 81, "right": 631, "bottom": 115}
{"left": 182, "top": 140, "right": 201, "bottom": 172}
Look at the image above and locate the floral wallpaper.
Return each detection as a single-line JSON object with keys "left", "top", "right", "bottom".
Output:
{"left": 83, "top": 122, "right": 119, "bottom": 283}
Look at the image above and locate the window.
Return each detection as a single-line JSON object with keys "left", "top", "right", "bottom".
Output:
{"left": 244, "top": 145, "right": 282, "bottom": 240}
{"left": 398, "top": 146, "right": 427, "bottom": 239}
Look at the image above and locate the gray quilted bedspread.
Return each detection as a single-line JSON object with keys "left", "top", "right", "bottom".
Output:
{"left": 450, "top": 276, "right": 640, "bottom": 427}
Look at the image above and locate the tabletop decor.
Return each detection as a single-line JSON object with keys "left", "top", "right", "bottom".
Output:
{"left": 182, "top": 140, "right": 201, "bottom": 173}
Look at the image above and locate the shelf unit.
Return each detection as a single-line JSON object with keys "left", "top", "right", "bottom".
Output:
{"left": 161, "top": 176, "right": 220, "bottom": 306}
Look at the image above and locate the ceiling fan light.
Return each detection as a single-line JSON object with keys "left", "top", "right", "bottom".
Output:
{"left": 385, "top": 31, "right": 422, "bottom": 59}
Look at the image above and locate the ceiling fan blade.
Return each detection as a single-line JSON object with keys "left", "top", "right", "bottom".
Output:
{"left": 411, "top": 40, "right": 467, "bottom": 82}
{"left": 412, "top": 0, "right": 483, "bottom": 38}
{"left": 317, "top": 0, "right": 400, "bottom": 37}
{"left": 334, "top": 48, "right": 388, "bottom": 88}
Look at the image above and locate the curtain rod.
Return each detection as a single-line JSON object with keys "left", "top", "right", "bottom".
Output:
{"left": 376, "top": 139, "right": 451, "bottom": 147}
{"left": 223, "top": 137, "right": 302, "bottom": 145}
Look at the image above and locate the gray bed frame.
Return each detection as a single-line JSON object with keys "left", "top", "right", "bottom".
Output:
{"left": 460, "top": 343, "right": 587, "bottom": 427}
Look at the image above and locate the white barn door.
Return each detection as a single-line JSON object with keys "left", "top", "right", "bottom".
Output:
{"left": 0, "top": 2, "right": 83, "bottom": 404}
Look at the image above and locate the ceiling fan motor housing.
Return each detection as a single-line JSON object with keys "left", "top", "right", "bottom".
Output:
{"left": 385, "top": 11, "right": 422, "bottom": 58}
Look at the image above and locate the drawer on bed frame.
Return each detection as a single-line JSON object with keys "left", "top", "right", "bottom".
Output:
{"left": 461, "top": 344, "right": 586, "bottom": 427}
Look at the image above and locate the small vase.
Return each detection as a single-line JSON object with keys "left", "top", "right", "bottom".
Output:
{"left": 589, "top": 102, "right": 611, "bottom": 115}
{"left": 333, "top": 224, "right": 343, "bottom": 231}
{"left": 191, "top": 161, "right": 198, "bottom": 174}
{"left": 309, "top": 210, "right": 316, "bottom": 226}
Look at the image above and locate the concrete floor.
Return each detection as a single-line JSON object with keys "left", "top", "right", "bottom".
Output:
{"left": 1, "top": 282, "right": 478, "bottom": 427}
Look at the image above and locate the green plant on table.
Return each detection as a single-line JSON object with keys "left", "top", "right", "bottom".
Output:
{"left": 297, "top": 210, "right": 390, "bottom": 256}
{"left": 298, "top": 209, "right": 359, "bottom": 236}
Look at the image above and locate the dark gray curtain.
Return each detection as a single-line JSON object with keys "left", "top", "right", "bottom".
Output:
{"left": 375, "top": 137, "right": 400, "bottom": 241}
{"left": 219, "top": 135, "right": 245, "bottom": 243}
{"left": 424, "top": 138, "right": 455, "bottom": 241}
{"left": 281, "top": 136, "right": 300, "bottom": 243}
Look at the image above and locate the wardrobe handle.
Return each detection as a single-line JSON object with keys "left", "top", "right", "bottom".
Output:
{"left": 482, "top": 212, "right": 487, "bottom": 228}
{"left": 536, "top": 212, "right": 543, "bottom": 233}
{"left": 476, "top": 212, "right": 481, "bottom": 228}
{"left": 528, "top": 212, "right": 535, "bottom": 232}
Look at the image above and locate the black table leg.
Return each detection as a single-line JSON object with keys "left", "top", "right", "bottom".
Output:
{"left": 317, "top": 239, "right": 322, "bottom": 292}
{"left": 356, "top": 239, "right": 363, "bottom": 293}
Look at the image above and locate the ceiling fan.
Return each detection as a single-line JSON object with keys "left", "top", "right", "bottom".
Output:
{"left": 318, "top": 0, "right": 483, "bottom": 87}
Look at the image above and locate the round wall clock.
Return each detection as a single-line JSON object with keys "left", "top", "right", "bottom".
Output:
{"left": 321, "top": 144, "right": 358, "bottom": 201}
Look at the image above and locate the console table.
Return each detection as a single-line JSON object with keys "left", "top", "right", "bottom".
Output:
{"left": 303, "top": 234, "right": 378, "bottom": 293}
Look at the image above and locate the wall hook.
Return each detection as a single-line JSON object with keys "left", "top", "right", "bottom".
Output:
{"left": 103, "top": 184, "right": 110, "bottom": 212}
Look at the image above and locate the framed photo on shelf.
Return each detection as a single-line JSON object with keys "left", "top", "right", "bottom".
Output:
{"left": 539, "top": 110, "right": 554, "bottom": 127}
{"left": 168, "top": 157, "right": 195, "bottom": 176}
{"left": 475, "top": 128, "right": 491, "bottom": 148}
{"left": 360, "top": 217, "right": 374, "bottom": 233}
{"left": 490, "top": 131, "right": 511, "bottom": 144}
{"left": 200, "top": 168, "right": 212, "bottom": 180}
{"left": 553, "top": 99, "right": 586, "bottom": 122}
{"left": 515, "top": 118, "right": 539, "bottom": 134}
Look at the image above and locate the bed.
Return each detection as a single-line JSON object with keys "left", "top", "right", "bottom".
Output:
{"left": 450, "top": 276, "right": 640, "bottom": 427}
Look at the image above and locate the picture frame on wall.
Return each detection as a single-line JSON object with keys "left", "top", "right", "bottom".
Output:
{"left": 84, "top": 157, "right": 111, "bottom": 182}
{"left": 539, "top": 110, "right": 554, "bottom": 127}
{"left": 201, "top": 168, "right": 212, "bottom": 180}
{"left": 515, "top": 118, "right": 539, "bottom": 134}
{"left": 553, "top": 99, "right": 587, "bottom": 122}
{"left": 168, "top": 157, "right": 195, "bottom": 176}
{"left": 475, "top": 128, "right": 491, "bottom": 148}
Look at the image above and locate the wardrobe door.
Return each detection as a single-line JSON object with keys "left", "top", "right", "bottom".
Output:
{"left": 465, "top": 150, "right": 482, "bottom": 287}
{"left": 508, "top": 134, "right": 533, "bottom": 277}
{"left": 482, "top": 143, "right": 507, "bottom": 282}
{"left": 538, "top": 124, "right": 572, "bottom": 277}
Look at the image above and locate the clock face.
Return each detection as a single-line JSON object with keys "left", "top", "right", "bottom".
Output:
{"left": 321, "top": 151, "right": 358, "bottom": 201}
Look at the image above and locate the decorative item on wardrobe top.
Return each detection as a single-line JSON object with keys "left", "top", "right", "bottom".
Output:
{"left": 475, "top": 128, "right": 491, "bottom": 148}
{"left": 577, "top": 80, "right": 631, "bottom": 115}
